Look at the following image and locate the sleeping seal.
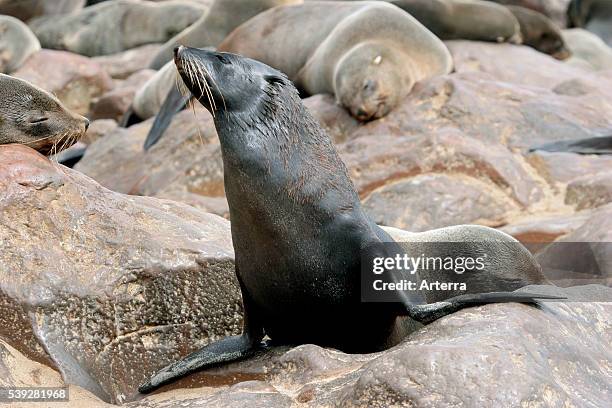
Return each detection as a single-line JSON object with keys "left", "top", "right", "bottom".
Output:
{"left": 138, "top": 46, "right": 559, "bottom": 393}
{"left": 0, "top": 74, "right": 89, "bottom": 155}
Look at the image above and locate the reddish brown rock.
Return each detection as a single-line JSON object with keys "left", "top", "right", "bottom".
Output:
{"left": 527, "top": 151, "right": 612, "bottom": 186}
{"left": 339, "top": 129, "right": 543, "bottom": 207}
{"left": 0, "top": 144, "right": 241, "bottom": 404}
{"left": 89, "top": 69, "right": 156, "bottom": 121}
{"left": 363, "top": 173, "right": 517, "bottom": 231}
{"left": 565, "top": 171, "right": 612, "bottom": 210}
{"left": 353, "top": 71, "right": 612, "bottom": 150}
{"left": 81, "top": 119, "right": 118, "bottom": 145}
{"left": 13, "top": 49, "right": 113, "bottom": 115}
{"left": 535, "top": 204, "right": 612, "bottom": 286}
{"left": 303, "top": 94, "right": 359, "bottom": 144}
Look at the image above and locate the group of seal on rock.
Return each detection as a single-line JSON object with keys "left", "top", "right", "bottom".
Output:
{"left": 568, "top": 0, "right": 612, "bottom": 45}
{"left": 0, "top": 15, "right": 40, "bottom": 73}
{"left": 29, "top": 0, "right": 206, "bottom": 56}
{"left": 138, "top": 46, "right": 561, "bottom": 393}
{"left": 148, "top": 0, "right": 301, "bottom": 70}
{"left": 0, "top": 74, "right": 89, "bottom": 155}
{"left": 141, "top": 0, "right": 454, "bottom": 148}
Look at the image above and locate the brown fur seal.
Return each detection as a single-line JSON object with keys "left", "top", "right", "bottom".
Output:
{"left": 388, "top": 0, "right": 522, "bottom": 43}
{"left": 29, "top": 0, "right": 205, "bottom": 57}
{"left": 506, "top": 5, "right": 570, "bottom": 58}
{"left": 0, "top": 74, "right": 89, "bottom": 155}
{"left": 137, "top": 46, "right": 559, "bottom": 393}
{"left": 0, "top": 15, "right": 41, "bottom": 73}
{"left": 218, "top": 1, "right": 452, "bottom": 121}
{"left": 149, "top": 0, "right": 301, "bottom": 70}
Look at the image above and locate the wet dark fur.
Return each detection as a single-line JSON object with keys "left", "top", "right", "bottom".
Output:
{"left": 0, "top": 74, "right": 89, "bottom": 155}
{"left": 138, "top": 47, "right": 561, "bottom": 393}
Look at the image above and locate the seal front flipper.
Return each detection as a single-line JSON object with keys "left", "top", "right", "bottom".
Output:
{"left": 138, "top": 276, "right": 265, "bottom": 394}
{"left": 143, "top": 86, "right": 191, "bottom": 151}
{"left": 530, "top": 136, "right": 612, "bottom": 155}
{"left": 406, "top": 291, "right": 565, "bottom": 325}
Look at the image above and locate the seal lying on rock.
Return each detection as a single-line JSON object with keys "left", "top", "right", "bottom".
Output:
{"left": 138, "top": 46, "right": 560, "bottom": 393}
{"left": 388, "top": 0, "right": 522, "bottom": 43}
{"left": 506, "top": 5, "right": 570, "bottom": 58}
{"left": 142, "top": 0, "right": 453, "bottom": 148}
{"left": 29, "top": 0, "right": 205, "bottom": 56}
{"left": 0, "top": 74, "right": 89, "bottom": 155}
{"left": 0, "top": 15, "right": 41, "bottom": 74}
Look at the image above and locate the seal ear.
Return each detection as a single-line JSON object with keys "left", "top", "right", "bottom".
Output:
{"left": 264, "top": 74, "right": 286, "bottom": 86}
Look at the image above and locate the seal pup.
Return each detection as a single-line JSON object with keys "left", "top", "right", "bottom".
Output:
{"left": 148, "top": 0, "right": 301, "bottom": 70}
{"left": 138, "top": 46, "right": 560, "bottom": 393}
{"left": 0, "top": 74, "right": 89, "bottom": 155}
{"left": 29, "top": 0, "right": 205, "bottom": 56}
{"left": 0, "top": 15, "right": 41, "bottom": 74}
{"left": 506, "top": 5, "right": 570, "bottom": 59}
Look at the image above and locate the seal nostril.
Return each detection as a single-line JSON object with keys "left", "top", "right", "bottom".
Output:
{"left": 174, "top": 45, "right": 185, "bottom": 59}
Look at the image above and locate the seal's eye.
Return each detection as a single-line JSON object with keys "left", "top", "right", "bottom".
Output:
{"left": 215, "top": 54, "right": 230, "bottom": 64}
{"left": 29, "top": 117, "right": 48, "bottom": 124}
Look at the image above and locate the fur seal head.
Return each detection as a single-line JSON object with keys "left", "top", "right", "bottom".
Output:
{"left": 334, "top": 42, "right": 406, "bottom": 121}
{"left": 173, "top": 46, "right": 290, "bottom": 118}
{"left": 0, "top": 74, "right": 89, "bottom": 155}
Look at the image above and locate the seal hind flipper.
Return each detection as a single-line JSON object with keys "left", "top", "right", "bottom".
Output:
{"left": 138, "top": 333, "right": 264, "bottom": 393}
{"left": 139, "top": 274, "right": 265, "bottom": 394}
{"left": 530, "top": 136, "right": 612, "bottom": 155}
{"left": 406, "top": 292, "right": 565, "bottom": 325}
{"left": 143, "top": 86, "right": 192, "bottom": 151}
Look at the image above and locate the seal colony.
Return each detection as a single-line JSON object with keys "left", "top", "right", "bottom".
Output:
{"left": 141, "top": 0, "right": 453, "bottom": 149}
{"left": 0, "top": 74, "right": 89, "bottom": 155}
{"left": 138, "top": 46, "right": 560, "bottom": 393}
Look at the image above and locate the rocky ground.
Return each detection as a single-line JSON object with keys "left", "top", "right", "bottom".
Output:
{"left": 0, "top": 1, "right": 611, "bottom": 407}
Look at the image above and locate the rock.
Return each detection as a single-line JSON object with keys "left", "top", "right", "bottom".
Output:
{"left": 0, "top": 144, "right": 242, "bottom": 404}
{"left": 0, "top": 0, "right": 84, "bottom": 22}
{"left": 303, "top": 94, "right": 359, "bottom": 144}
{"left": 566, "top": 171, "right": 612, "bottom": 210}
{"left": 500, "top": 211, "right": 592, "bottom": 245}
{"left": 353, "top": 68, "right": 612, "bottom": 150}
{"left": 13, "top": 49, "right": 113, "bottom": 115}
{"left": 90, "top": 69, "right": 156, "bottom": 121}
{"left": 0, "top": 15, "right": 40, "bottom": 74}
{"left": 92, "top": 43, "right": 164, "bottom": 79}
{"left": 447, "top": 40, "right": 606, "bottom": 87}
{"left": 0, "top": 339, "right": 64, "bottom": 388}
{"left": 133, "top": 285, "right": 611, "bottom": 407}
{"left": 527, "top": 151, "right": 612, "bottom": 185}
{"left": 339, "top": 128, "right": 543, "bottom": 207}
{"left": 82, "top": 119, "right": 118, "bottom": 145}
{"left": 535, "top": 204, "right": 612, "bottom": 287}
{"left": 363, "top": 173, "right": 517, "bottom": 231}
{"left": 563, "top": 28, "right": 612, "bottom": 71}
{"left": 29, "top": 0, "right": 205, "bottom": 57}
